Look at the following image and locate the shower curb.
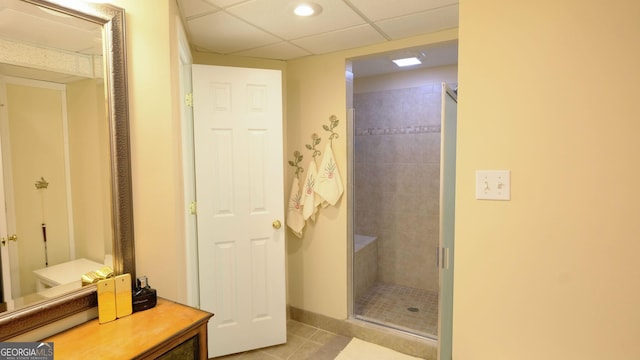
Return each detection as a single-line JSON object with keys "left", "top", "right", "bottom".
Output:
{"left": 288, "top": 305, "right": 437, "bottom": 359}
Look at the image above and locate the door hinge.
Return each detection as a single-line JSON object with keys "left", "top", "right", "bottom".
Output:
{"left": 189, "top": 201, "right": 197, "bottom": 215}
{"left": 185, "top": 93, "right": 193, "bottom": 107}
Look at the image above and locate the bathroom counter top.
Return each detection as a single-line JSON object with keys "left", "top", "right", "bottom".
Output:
{"left": 43, "top": 298, "right": 213, "bottom": 359}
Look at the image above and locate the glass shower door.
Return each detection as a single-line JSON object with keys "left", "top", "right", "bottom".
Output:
{"left": 438, "top": 83, "right": 457, "bottom": 360}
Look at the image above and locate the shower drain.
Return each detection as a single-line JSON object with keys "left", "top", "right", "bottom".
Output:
{"left": 407, "top": 307, "right": 420, "bottom": 312}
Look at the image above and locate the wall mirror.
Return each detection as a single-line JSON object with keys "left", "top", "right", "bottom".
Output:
{"left": 0, "top": 0, "right": 134, "bottom": 340}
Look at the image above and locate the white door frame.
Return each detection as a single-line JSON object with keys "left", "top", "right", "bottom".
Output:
{"left": 176, "top": 15, "right": 199, "bottom": 308}
{"left": 0, "top": 79, "right": 14, "bottom": 304}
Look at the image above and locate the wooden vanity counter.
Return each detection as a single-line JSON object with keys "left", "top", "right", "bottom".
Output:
{"left": 43, "top": 298, "right": 213, "bottom": 359}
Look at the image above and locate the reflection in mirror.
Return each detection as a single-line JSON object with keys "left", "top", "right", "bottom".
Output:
{"left": 0, "top": 0, "right": 134, "bottom": 340}
{"left": 0, "top": 0, "right": 112, "bottom": 311}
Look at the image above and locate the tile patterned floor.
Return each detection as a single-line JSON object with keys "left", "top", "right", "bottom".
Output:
{"left": 211, "top": 320, "right": 352, "bottom": 360}
{"left": 212, "top": 283, "right": 438, "bottom": 359}
{"left": 354, "top": 282, "right": 439, "bottom": 337}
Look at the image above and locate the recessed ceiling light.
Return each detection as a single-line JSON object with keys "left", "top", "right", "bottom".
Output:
{"left": 392, "top": 57, "right": 422, "bottom": 67}
{"left": 294, "top": 3, "right": 322, "bottom": 17}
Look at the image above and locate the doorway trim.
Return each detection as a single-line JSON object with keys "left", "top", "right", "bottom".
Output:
{"left": 176, "top": 16, "right": 199, "bottom": 308}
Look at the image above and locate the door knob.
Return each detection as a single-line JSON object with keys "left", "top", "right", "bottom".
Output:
{"left": 272, "top": 220, "right": 282, "bottom": 229}
{"left": 2, "top": 234, "right": 17, "bottom": 246}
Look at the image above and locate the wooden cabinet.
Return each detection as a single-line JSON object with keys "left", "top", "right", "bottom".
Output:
{"left": 44, "top": 298, "right": 213, "bottom": 359}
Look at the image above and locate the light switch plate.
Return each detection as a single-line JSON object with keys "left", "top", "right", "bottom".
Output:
{"left": 476, "top": 170, "right": 510, "bottom": 200}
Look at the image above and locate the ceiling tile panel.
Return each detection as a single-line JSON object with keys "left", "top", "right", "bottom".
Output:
{"left": 233, "top": 41, "right": 311, "bottom": 60}
{"left": 227, "top": 0, "right": 366, "bottom": 39}
{"left": 204, "top": 0, "right": 247, "bottom": 7}
{"left": 0, "top": 63, "right": 80, "bottom": 83}
{"left": 348, "top": 0, "right": 458, "bottom": 21}
{"left": 291, "top": 25, "right": 387, "bottom": 55}
{"left": 178, "top": 0, "right": 218, "bottom": 18}
{"left": 0, "top": 8, "right": 101, "bottom": 54}
{"left": 187, "top": 12, "right": 280, "bottom": 53}
{"left": 176, "top": 0, "right": 459, "bottom": 62}
{"left": 376, "top": 4, "right": 458, "bottom": 40}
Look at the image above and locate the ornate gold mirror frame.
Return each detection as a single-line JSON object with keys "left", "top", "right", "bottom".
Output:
{"left": 0, "top": 0, "right": 134, "bottom": 340}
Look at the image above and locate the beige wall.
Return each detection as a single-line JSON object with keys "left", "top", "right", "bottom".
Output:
{"left": 285, "top": 54, "right": 349, "bottom": 318}
{"left": 108, "top": 0, "right": 188, "bottom": 302}
{"left": 455, "top": 0, "right": 640, "bottom": 358}
{"left": 67, "top": 78, "right": 111, "bottom": 262}
{"left": 6, "top": 83, "right": 69, "bottom": 295}
{"left": 193, "top": 52, "right": 286, "bottom": 71}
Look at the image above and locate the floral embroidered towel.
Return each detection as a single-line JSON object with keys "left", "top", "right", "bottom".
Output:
{"left": 315, "top": 143, "right": 344, "bottom": 206}
{"left": 301, "top": 159, "right": 321, "bottom": 221}
{"left": 286, "top": 177, "right": 305, "bottom": 238}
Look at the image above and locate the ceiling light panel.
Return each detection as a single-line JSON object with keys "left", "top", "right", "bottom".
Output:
{"left": 294, "top": 3, "right": 322, "bottom": 16}
{"left": 392, "top": 57, "right": 422, "bottom": 67}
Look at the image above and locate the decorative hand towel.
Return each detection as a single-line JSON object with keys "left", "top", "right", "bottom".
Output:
{"left": 301, "top": 159, "right": 321, "bottom": 221}
{"left": 315, "top": 143, "right": 344, "bottom": 206}
{"left": 286, "top": 177, "right": 305, "bottom": 238}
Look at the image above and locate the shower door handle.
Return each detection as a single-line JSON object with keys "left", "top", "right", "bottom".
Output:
{"left": 442, "top": 247, "right": 449, "bottom": 270}
{"left": 436, "top": 247, "right": 450, "bottom": 270}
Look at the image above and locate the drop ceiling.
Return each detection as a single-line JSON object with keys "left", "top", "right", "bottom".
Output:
{"left": 0, "top": 0, "right": 459, "bottom": 82}
{"left": 179, "top": 0, "right": 459, "bottom": 76}
{"left": 0, "top": 0, "right": 103, "bottom": 83}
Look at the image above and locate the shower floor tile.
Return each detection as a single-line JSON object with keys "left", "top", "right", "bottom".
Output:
{"left": 354, "top": 282, "right": 438, "bottom": 337}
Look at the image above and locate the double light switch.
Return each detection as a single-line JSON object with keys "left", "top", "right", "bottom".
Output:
{"left": 475, "top": 170, "right": 510, "bottom": 200}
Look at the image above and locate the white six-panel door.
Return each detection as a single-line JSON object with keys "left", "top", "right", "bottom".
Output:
{"left": 192, "top": 64, "right": 286, "bottom": 358}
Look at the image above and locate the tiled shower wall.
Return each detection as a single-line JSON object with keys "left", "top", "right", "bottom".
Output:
{"left": 354, "top": 84, "right": 442, "bottom": 292}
